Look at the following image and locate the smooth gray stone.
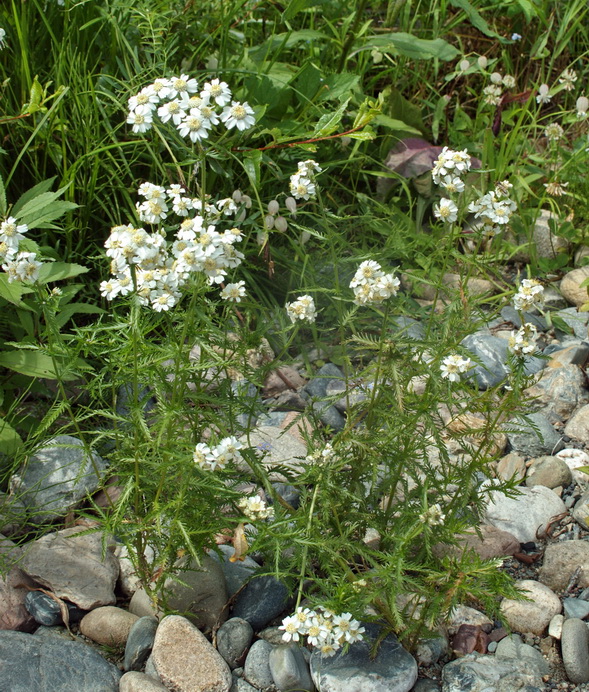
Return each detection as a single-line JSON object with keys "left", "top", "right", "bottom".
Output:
{"left": 561, "top": 618, "right": 589, "bottom": 683}
{"left": 17, "top": 435, "right": 108, "bottom": 524}
{"left": 116, "top": 382, "right": 156, "bottom": 418}
{"left": 244, "top": 639, "right": 274, "bottom": 689}
{"left": 505, "top": 411, "right": 563, "bottom": 457}
{"left": 415, "top": 634, "right": 448, "bottom": 666}
{"left": 494, "top": 634, "right": 550, "bottom": 676}
{"left": 0, "top": 630, "right": 121, "bottom": 691}
{"left": 462, "top": 332, "right": 544, "bottom": 389}
{"left": 124, "top": 615, "right": 158, "bottom": 672}
{"left": 267, "top": 483, "right": 300, "bottom": 510}
{"left": 211, "top": 545, "right": 261, "bottom": 598}
{"left": 257, "top": 412, "right": 288, "bottom": 427}
{"left": 390, "top": 315, "right": 426, "bottom": 341}
{"left": 499, "top": 306, "right": 547, "bottom": 331}
{"left": 310, "top": 624, "right": 417, "bottom": 692}
{"left": 230, "top": 678, "right": 259, "bottom": 692}
{"left": 554, "top": 308, "right": 589, "bottom": 341}
{"left": 441, "top": 652, "right": 544, "bottom": 691}
{"left": 217, "top": 617, "right": 254, "bottom": 669}
{"left": 563, "top": 597, "right": 589, "bottom": 620}
{"left": 304, "top": 363, "right": 344, "bottom": 399}
{"left": 24, "top": 590, "right": 85, "bottom": 627}
{"left": 231, "top": 575, "right": 291, "bottom": 630}
{"left": 269, "top": 644, "right": 314, "bottom": 691}
{"left": 311, "top": 401, "right": 345, "bottom": 431}
{"left": 412, "top": 680, "right": 441, "bottom": 692}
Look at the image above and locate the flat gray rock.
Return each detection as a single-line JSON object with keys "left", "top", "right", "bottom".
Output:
{"left": 231, "top": 574, "right": 291, "bottom": 630}
{"left": 554, "top": 308, "right": 589, "bottom": 341}
{"left": 243, "top": 639, "right": 274, "bottom": 689}
{"left": 505, "top": 412, "right": 563, "bottom": 457}
{"left": 217, "top": 618, "right": 254, "bottom": 669}
{"left": 304, "top": 363, "right": 344, "bottom": 399}
{"left": 0, "top": 630, "right": 121, "bottom": 691}
{"left": 561, "top": 618, "right": 589, "bottom": 683}
{"left": 310, "top": 624, "right": 417, "bottom": 692}
{"left": 524, "top": 365, "right": 589, "bottom": 421}
{"left": 124, "top": 616, "right": 159, "bottom": 672}
{"left": 15, "top": 435, "right": 108, "bottom": 524}
{"left": 269, "top": 644, "right": 315, "bottom": 691}
{"left": 441, "top": 652, "right": 544, "bottom": 691}
{"left": 494, "top": 634, "right": 550, "bottom": 675}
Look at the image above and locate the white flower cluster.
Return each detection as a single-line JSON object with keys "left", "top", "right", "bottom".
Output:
{"left": 559, "top": 68, "right": 577, "bottom": 92}
{"left": 419, "top": 503, "right": 445, "bottom": 526}
{"left": 0, "top": 27, "right": 6, "bottom": 49}
{"left": 512, "top": 278, "right": 544, "bottom": 312}
{"left": 431, "top": 147, "right": 472, "bottom": 186}
{"left": 126, "top": 76, "right": 255, "bottom": 140}
{"left": 100, "top": 183, "right": 246, "bottom": 310}
{"left": 305, "top": 442, "right": 335, "bottom": 465}
{"left": 350, "top": 260, "right": 400, "bottom": 306}
{"left": 0, "top": 216, "right": 43, "bottom": 283}
{"left": 193, "top": 436, "right": 242, "bottom": 471}
{"left": 544, "top": 123, "right": 564, "bottom": 142}
{"left": 508, "top": 322, "right": 538, "bottom": 356}
{"left": 279, "top": 607, "right": 365, "bottom": 657}
{"left": 237, "top": 495, "right": 275, "bottom": 521}
{"left": 289, "top": 160, "right": 322, "bottom": 201}
{"left": 482, "top": 72, "right": 516, "bottom": 106}
{"left": 467, "top": 180, "right": 517, "bottom": 236}
{"left": 440, "top": 354, "right": 472, "bottom": 382}
{"left": 286, "top": 295, "right": 317, "bottom": 324}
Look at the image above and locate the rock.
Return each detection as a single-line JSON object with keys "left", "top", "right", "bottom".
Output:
{"left": 19, "top": 527, "right": 119, "bottom": 610}
{"left": 24, "top": 590, "right": 85, "bottom": 627}
{"left": 80, "top": 606, "right": 139, "bottom": 646}
{"left": 524, "top": 365, "right": 589, "bottom": 421}
{"left": 231, "top": 574, "right": 291, "bottom": 630}
{"left": 546, "top": 341, "right": 589, "bottom": 368}
{"left": 119, "top": 671, "right": 168, "bottom": 691}
{"left": 211, "top": 545, "right": 261, "bottom": 598}
{"left": 505, "top": 412, "right": 563, "bottom": 457}
{"left": 483, "top": 484, "right": 566, "bottom": 543}
{"left": 447, "top": 606, "right": 493, "bottom": 636}
{"left": 151, "top": 615, "right": 232, "bottom": 692}
{"left": 243, "top": 639, "right": 275, "bottom": 689}
{"left": 216, "top": 618, "right": 254, "bottom": 669}
{"left": 124, "top": 616, "right": 159, "bottom": 672}
{"left": 500, "top": 580, "right": 561, "bottom": 635}
{"left": 258, "top": 626, "right": 290, "bottom": 646}
{"left": 573, "top": 488, "right": 589, "bottom": 530}
{"left": 434, "top": 526, "right": 519, "bottom": 561}
{"left": 495, "top": 453, "right": 526, "bottom": 482}
{"left": 311, "top": 401, "right": 345, "bottom": 431}
{"left": 237, "top": 426, "right": 308, "bottom": 482}
{"left": 539, "top": 541, "right": 589, "bottom": 592}
{"left": 563, "top": 597, "right": 589, "bottom": 619}
{"left": 525, "top": 455, "right": 572, "bottom": 489}
{"left": 116, "top": 382, "right": 156, "bottom": 419}
{"left": 442, "top": 273, "right": 495, "bottom": 297}
{"left": 556, "top": 448, "right": 589, "bottom": 485}
{"left": 230, "top": 679, "right": 259, "bottom": 692}
{"left": 269, "top": 644, "right": 314, "bottom": 691}
{"left": 462, "top": 332, "right": 544, "bottom": 389}
{"left": 231, "top": 379, "right": 263, "bottom": 431}
{"left": 564, "top": 403, "right": 589, "bottom": 444}
{"left": 441, "top": 651, "right": 544, "bottom": 691}
{"left": 0, "top": 630, "right": 122, "bottom": 690}
{"left": 494, "top": 633, "right": 550, "bottom": 675}
{"left": 451, "top": 625, "right": 488, "bottom": 657}
{"left": 0, "top": 493, "right": 26, "bottom": 535}
{"left": 128, "top": 587, "right": 158, "bottom": 618}
{"left": 304, "top": 363, "right": 344, "bottom": 399}
{"left": 115, "top": 543, "right": 156, "bottom": 597}
{"left": 390, "top": 315, "right": 426, "bottom": 341}
{"left": 412, "top": 681, "right": 441, "bottom": 692}
{"left": 163, "top": 554, "right": 228, "bottom": 632}
{"left": 548, "top": 614, "right": 564, "bottom": 639}
{"left": 278, "top": 411, "right": 314, "bottom": 444}
{"left": 446, "top": 413, "right": 506, "bottom": 458}
{"left": 263, "top": 367, "right": 306, "bottom": 398}
{"left": 553, "top": 307, "right": 589, "bottom": 341}
{"left": 561, "top": 617, "right": 589, "bottom": 683}
{"left": 560, "top": 266, "right": 589, "bottom": 307}
{"left": 497, "top": 306, "right": 547, "bottom": 331}
{"left": 14, "top": 435, "right": 108, "bottom": 525}
{"left": 416, "top": 634, "right": 448, "bottom": 665}
{"left": 309, "top": 624, "right": 417, "bottom": 692}
{"left": 270, "top": 390, "right": 308, "bottom": 412}
{"left": 0, "top": 567, "right": 37, "bottom": 632}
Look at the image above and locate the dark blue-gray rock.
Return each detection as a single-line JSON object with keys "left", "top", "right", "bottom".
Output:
{"left": 269, "top": 644, "right": 314, "bottom": 691}
{"left": 304, "top": 363, "right": 344, "bottom": 399}
{"left": 461, "top": 332, "right": 544, "bottom": 389}
{"left": 267, "top": 483, "right": 300, "bottom": 510}
{"left": 24, "top": 590, "right": 85, "bottom": 627}
{"left": 390, "top": 315, "right": 426, "bottom": 341}
{"left": 563, "top": 597, "right": 589, "bottom": 620}
{"left": 309, "top": 624, "right": 417, "bottom": 692}
{"left": 211, "top": 544, "right": 261, "bottom": 598}
{"left": 116, "top": 382, "right": 156, "bottom": 418}
{"left": 0, "top": 630, "right": 121, "bottom": 691}
{"left": 524, "top": 365, "right": 589, "bottom": 421}
{"left": 498, "top": 306, "right": 547, "bottom": 331}
{"left": 257, "top": 412, "right": 289, "bottom": 427}
{"left": 554, "top": 308, "right": 589, "bottom": 341}
{"left": 505, "top": 412, "right": 563, "bottom": 457}
{"left": 232, "top": 380, "right": 262, "bottom": 431}
{"left": 311, "top": 401, "right": 345, "bottom": 431}
{"left": 561, "top": 618, "right": 589, "bottom": 683}
{"left": 494, "top": 634, "right": 550, "bottom": 675}
{"left": 415, "top": 634, "right": 448, "bottom": 666}
{"left": 16, "top": 435, "right": 108, "bottom": 524}
{"left": 124, "top": 616, "right": 159, "bottom": 672}
{"left": 231, "top": 575, "right": 291, "bottom": 630}
{"left": 441, "top": 652, "right": 544, "bottom": 691}
{"left": 244, "top": 639, "right": 275, "bottom": 689}
{"left": 413, "top": 680, "right": 441, "bottom": 692}
{"left": 217, "top": 617, "right": 254, "bottom": 669}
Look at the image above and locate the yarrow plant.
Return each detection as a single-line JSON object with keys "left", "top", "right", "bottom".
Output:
{"left": 349, "top": 260, "right": 400, "bottom": 305}
{"left": 280, "top": 607, "right": 365, "bottom": 656}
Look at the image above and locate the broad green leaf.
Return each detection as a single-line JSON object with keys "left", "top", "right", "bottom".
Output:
{"left": 313, "top": 99, "right": 350, "bottom": 137}
{"left": 0, "top": 349, "right": 86, "bottom": 380}
{"left": 0, "top": 274, "right": 34, "bottom": 308}
{"left": 243, "top": 150, "right": 262, "bottom": 190}
{"left": 54, "top": 303, "right": 105, "bottom": 329}
{"left": 19, "top": 200, "right": 78, "bottom": 230}
{"left": 373, "top": 114, "right": 421, "bottom": 135}
{"left": 448, "top": 0, "right": 506, "bottom": 41}
{"left": 14, "top": 191, "right": 62, "bottom": 221}
{"left": 250, "top": 30, "right": 327, "bottom": 62}
{"left": 0, "top": 416, "right": 23, "bottom": 454}
{"left": 316, "top": 74, "right": 360, "bottom": 102}
{"left": 38, "top": 262, "right": 89, "bottom": 284}
{"left": 346, "top": 129, "right": 375, "bottom": 141}
{"left": 575, "top": 465, "right": 589, "bottom": 475}
{"left": 282, "top": 0, "right": 315, "bottom": 22}
{"left": 352, "top": 33, "right": 459, "bottom": 61}
{"left": 11, "top": 178, "right": 57, "bottom": 217}
{"left": 0, "top": 174, "right": 6, "bottom": 217}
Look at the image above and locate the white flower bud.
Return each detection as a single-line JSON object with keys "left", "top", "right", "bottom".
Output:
{"left": 477, "top": 55, "right": 488, "bottom": 69}
{"left": 459, "top": 59, "right": 470, "bottom": 73}
{"left": 577, "top": 96, "right": 589, "bottom": 114}
{"left": 267, "top": 200, "right": 280, "bottom": 215}
{"left": 241, "top": 194, "right": 252, "bottom": 209}
{"left": 300, "top": 230, "right": 311, "bottom": 245}
{"left": 257, "top": 231, "right": 268, "bottom": 246}
{"left": 285, "top": 196, "right": 297, "bottom": 215}
{"left": 274, "top": 216, "right": 288, "bottom": 233}
{"left": 232, "top": 189, "right": 243, "bottom": 203}
{"left": 264, "top": 215, "right": 275, "bottom": 230}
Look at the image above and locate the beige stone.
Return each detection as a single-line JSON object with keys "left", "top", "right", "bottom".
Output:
{"left": 564, "top": 404, "right": 589, "bottom": 444}
{"left": 560, "top": 266, "right": 589, "bottom": 307}
{"left": 262, "top": 366, "right": 306, "bottom": 398}
{"left": 434, "top": 525, "right": 519, "bottom": 562}
{"left": 442, "top": 273, "right": 496, "bottom": 297}
{"left": 496, "top": 453, "right": 526, "bottom": 482}
{"left": 500, "top": 580, "right": 561, "bottom": 635}
{"left": 539, "top": 541, "right": 589, "bottom": 592}
{"left": 447, "top": 605, "right": 493, "bottom": 636}
{"left": 80, "top": 606, "right": 139, "bottom": 646}
{"left": 119, "top": 671, "right": 167, "bottom": 691}
{"left": 446, "top": 413, "right": 507, "bottom": 458}
{"left": 152, "top": 615, "right": 232, "bottom": 692}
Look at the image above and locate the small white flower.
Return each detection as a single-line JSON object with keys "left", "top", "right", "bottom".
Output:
{"left": 201, "top": 79, "right": 232, "bottom": 107}
{"left": 286, "top": 295, "right": 317, "bottom": 323}
{"left": 238, "top": 495, "right": 275, "bottom": 521}
{"left": 508, "top": 323, "right": 538, "bottom": 356}
{"left": 0, "top": 217, "right": 29, "bottom": 248}
{"left": 511, "top": 33, "right": 521, "bottom": 41}
{"left": 433, "top": 198, "right": 458, "bottom": 224}
{"left": 544, "top": 122, "right": 564, "bottom": 141}
{"left": 127, "top": 111, "right": 153, "bottom": 133}
{"left": 220, "top": 281, "right": 246, "bottom": 302}
{"left": 3, "top": 251, "right": 43, "bottom": 283}
{"left": 536, "top": 84, "right": 552, "bottom": 105}
{"left": 289, "top": 174, "right": 316, "bottom": 201}
{"left": 158, "top": 99, "right": 185, "bottom": 125}
{"left": 440, "top": 176, "right": 465, "bottom": 194}
{"left": 544, "top": 181, "right": 568, "bottom": 197}
{"left": 513, "top": 278, "right": 544, "bottom": 311}
{"left": 177, "top": 111, "right": 211, "bottom": 143}
{"left": 559, "top": 68, "right": 577, "bottom": 91}
{"left": 168, "top": 74, "right": 199, "bottom": 100}
{"left": 440, "top": 354, "right": 471, "bottom": 382}
{"left": 193, "top": 442, "right": 217, "bottom": 470}
{"left": 502, "top": 75, "right": 516, "bottom": 89}
{"left": 483, "top": 84, "right": 503, "bottom": 106}
{"left": 419, "top": 503, "right": 446, "bottom": 526}
{"left": 220, "top": 101, "right": 256, "bottom": 131}
{"left": 279, "top": 615, "right": 301, "bottom": 643}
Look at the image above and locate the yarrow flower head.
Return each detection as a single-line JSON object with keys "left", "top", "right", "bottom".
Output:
{"left": 508, "top": 322, "right": 539, "bottom": 356}
{"left": 431, "top": 147, "right": 472, "bottom": 185}
{"left": 512, "top": 278, "right": 544, "bottom": 311}
{"left": 220, "top": 281, "right": 246, "bottom": 302}
{"left": 544, "top": 123, "right": 564, "bottom": 142}
{"left": 433, "top": 198, "right": 458, "bottom": 224}
{"left": 286, "top": 295, "right": 317, "bottom": 324}
{"left": 350, "top": 260, "right": 400, "bottom": 306}
{"left": 289, "top": 160, "right": 322, "bottom": 202}
{"left": 280, "top": 607, "right": 364, "bottom": 655}
{"left": 237, "top": 495, "right": 275, "bottom": 521}
{"left": 440, "top": 354, "right": 472, "bottom": 382}
{"left": 220, "top": 101, "right": 256, "bottom": 131}
{"left": 194, "top": 436, "right": 242, "bottom": 471}
{"left": 419, "top": 503, "right": 445, "bottom": 526}
{"left": 306, "top": 442, "right": 336, "bottom": 465}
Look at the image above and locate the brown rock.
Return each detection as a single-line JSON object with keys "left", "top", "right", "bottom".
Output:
{"left": 19, "top": 527, "right": 119, "bottom": 610}
{"left": 262, "top": 367, "right": 306, "bottom": 398}
{"left": 0, "top": 567, "right": 37, "bottom": 632}
{"left": 496, "top": 453, "right": 526, "bottom": 482}
{"left": 538, "top": 541, "right": 589, "bottom": 592}
{"left": 446, "top": 413, "right": 507, "bottom": 458}
{"left": 278, "top": 411, "right": 313, "bottom": 444}
{"left": 447, "top": 605, "right": 493, "bottom": 636}
{"left": 525, "top": 456, "right": 573, "bottom": 489}
{"left": 80, "top": 606, "right": 139, "bottom": 646}
{"left": 451, "top": 624, "right": 489, "bottom": 656}
{"left": 500, "top": 580, "right": 561, "bottom": 635}
{"left": 119, "top": 672, "right": 168, "bottom": 691}
{"left": 560, "top": 266, "right": 589, "bottom": 307}
{"left": 152, "top": 615, "right": 232, "bottom": 692}
{"left": 564, "top": 404, "right": 589, "bottom": 444}
{"left": 434, "top": 526, "right": 519, "bottom": 561}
